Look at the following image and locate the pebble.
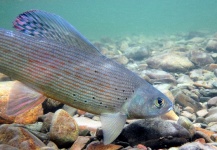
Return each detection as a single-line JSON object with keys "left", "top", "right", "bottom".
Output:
{"left": 70, "top": 136, "right": 91, "bottom": 150}
{"left": 207, "top": 97, "right": 217, "bottom": 108}
{"left": 196, "top": 109, "right": 209, "bottom": 117}
{"left": 49, "top": 109, "right": 79, "bottom": 147}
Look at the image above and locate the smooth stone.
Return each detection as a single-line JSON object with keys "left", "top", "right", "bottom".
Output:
{"left": 70, "top": 136, "right": 91, "bottom": 150}
{"left": 118, "top": 118, "right": 190, "bottom": 149}
{"left": 175, "top": 91, "right": 203, "bottom": 112}
{"left": 207, "top": 97, "right": 217, "bottom": 108}
{"left": 73, "top": 116, "right": 101, "bottom": 136}
{"left": 206, "top": 39, "right": 217, "bottom": 52}
{"left": 39, "top": 112, "right": 54, "bottom": 133}
{"left": 0, "top": 124, "right": 45, "bottom": 149}
{"left": 179, "top": 141, "right": 217, "bottom": 150}
{"left": 200, "top": 89, "right": 217, "bottom": 97}
{"left": 115, "top": 55, "right": 129, "bottom": 65}
{"left": 211, "top": 134, "right": 217, "bottom": 142}
{"left": 146, "top": 53, "right": 194, "bottom": 72}
{"left": 0, "top": 144, "right": 19, "bottom": 150}
{"left": 86, "top": 141, "right": 122, "bottom": 150}
{"left": 195, "top": 117, "right": 205, "bottom": 123}
{"left": 196, "top": 109, "right": 209, "bottom": 117}
{"left": 190, "top": 69, "right": 215, "bottom": 81}
{"left": 125, "top": 47, "right": 150, "bottom": 61}
{"left": 209, "top": 63, "right": 217, "bottom": 71}
{"left": 183, "top": 106, "right": 195, "bottom": 114}
{"left": 206, "top": 122, "right": 217, "bottom": 132}
{"left": 49, "top": 109, "right": 79, "bottom": 147}
{"left": 189, "top": 50, "right": 214, "bottom": 67}
{"left": 177, "top": 74, "right": 193, "bottom": 84}
{"left": 207, "top": 107, "right": 217, "bottom": 116}
{"left": 177, "top": 116, "right": 195, "bottom": 137}
{"left": 119, "top": 40, "right": 129, "bottom": 51}
{"left": 0, "top": 81, "right": 43, "bottom": 124}
{"left": 180, "top": 111, "right": 196, "bottom": 121}
{"left": 205, "top": 114, "right": 217, "bottom": 124}
{"left": 62, "top": 104, "right": 77, "bottom": 117}
{"left": 46, "top": 141, "right": 58, "bottom": 150}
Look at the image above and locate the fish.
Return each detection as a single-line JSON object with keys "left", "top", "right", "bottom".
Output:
{"left": 0, "top": 10, "right": 173, "bottom": 144}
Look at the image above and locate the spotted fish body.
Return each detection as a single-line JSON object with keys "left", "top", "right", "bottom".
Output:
{"left": 0, "top": 10, "right": 173, "bottom": 144}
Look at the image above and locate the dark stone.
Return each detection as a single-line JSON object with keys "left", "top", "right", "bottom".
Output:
{"left": 42, "top": 98, "right": 64, "bottom": 113}
{"left": 200, "top": 89, "right": 217, "bottom": 97}
{"left": 117, "top": 118, "right": 190, "bottom": 149}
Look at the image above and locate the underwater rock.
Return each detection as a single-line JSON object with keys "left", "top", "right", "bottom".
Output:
{"left": 0, "top": 124, "right": 45, "bottom": 149}
{"left": 189, "top": 69, "right": 215, "bottom": 81}
{"left": 177, "top": 74, "right": 194, "bottom": 84}
{"left": 177, "top": 116, "right": 195, "bottom": 137}
{"left": 0, "top": 81, "right": 43, "bottom": 124}
{"left": 118, "top": 118, "right": 190, "bottom": 149}
{"left": 39, "top": 112, "right": 54, "bottom": 133}
{"left": 115, "top": 55, "right": 129, "bottom": 65}
{"left": 196, "top": 109, "right": 209, "bottom": 118}
{"left": 42, "top": 98, "right": 64, "bottom": 114}
{"left": 141, "top": 69, "right": 176, "bottom": 84}
{"left": 204, "top": 107, "right": 217, "bottom": 124}
{"left": 70, "top": 136, "right": 91, "bottom": 150}
{"left": 49, "top": 109, "right": 79, "bottom": 147}
{"left": 175, "top": 91, "right": 203, "bottom": 112}
{"left": 180, "top": 111, "right": 196, "bottom": 121}
{"left": 62, "top": 104, "right": 77, "bottom": 117}
{"left": 206, "top": 39, "right": 217, "bottom": 52}
{"left": 207, "top": 97, "right": 217, "bottom": 108}
{"left": 200, "top": 89, "right": 217, "bottom": 97}
{"left": 74, "top": 116, "right": 101, "bottom": 136}
{"left": 179, "top": 141, "right": 217, "bottom": 150}
{"left": 0, "top": 144, "right": 19, "bottom": 150}
{"left": 189, "top": 50, "right": 214, "bottom": 67}
{"left": 86, "top": 141, "right": 123, "bottom": 150}
{"left": 207, "top": 122, "right": 217, "bottom": 133}
{"left": 146, "top": 53, "right": 194, "bottom": 72}
{"left": 0, "top": 73, "right": 11, "bottom": 81}
{"left": 125, "top": 47, "right": 150, "bottom": 61}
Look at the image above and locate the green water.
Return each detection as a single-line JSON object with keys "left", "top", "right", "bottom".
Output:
{"left": 0, "top": 0, "right": 217, "bottom": 40}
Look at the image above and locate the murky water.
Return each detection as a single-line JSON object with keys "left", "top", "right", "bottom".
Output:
{"left": 0, "top": 0, "right": 217, "bottom": 39}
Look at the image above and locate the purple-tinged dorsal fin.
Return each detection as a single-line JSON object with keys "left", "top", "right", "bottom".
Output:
{"left": 6, "top": 81, "right": 46, "bottom": 116}
{"left": 13, "top": 10, "right": 101, "bottom": 55}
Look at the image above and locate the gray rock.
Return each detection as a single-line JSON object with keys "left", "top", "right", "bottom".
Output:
{"left": 206, "top": 122, "right": 217, "bottom": 132}
{"left": 0, "top": 144, "right": 19, "bottom": 150}
{"left": 189, "top": 50, "right": 214, "bottom": 67}
{"left": 205, "top": 114, "right": 217, "bottom": 124}
{"left": 175, "top": 91, "right": 203, "bottom": 112}
{"left": 118, "top": 118, "right": 190, "bottom": 149}
{"left": 200, "top": 89, "right": 217, "bottom": 97}
{"left": 179, "top": 141, "right": 217, "bottom": 150}
{"left": 125, "top": 47, "right": 150, "bottom": 61}
{"left": 207, "top": 97, "right": 217, "bottom": 108}
{"left": 206, "top": 39, "right": 217, "bottom": 52}
{"left": 146, "top": 53, "right": 194, "bottom": 72}
{"left": 177, "top": 75, "right": 193, "bottom": 84}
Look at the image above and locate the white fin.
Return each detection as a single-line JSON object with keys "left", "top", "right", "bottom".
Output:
{"left": 100, "top": 112, "right": 127, "bottom": 145}
{"left": 6, "top": 81, "right": 46, "bottom": 116}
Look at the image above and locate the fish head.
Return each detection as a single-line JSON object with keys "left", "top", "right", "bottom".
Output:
{"left": 123, "top": 84, "right": 173, "bottom": 119}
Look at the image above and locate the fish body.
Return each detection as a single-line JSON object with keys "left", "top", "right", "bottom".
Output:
{"left": 0, "top": 10, "right": 173, "bottom": 144}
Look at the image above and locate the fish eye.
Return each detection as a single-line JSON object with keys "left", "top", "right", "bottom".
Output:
{"left": 154, "top": 97, "right": 165, "bottom": 108}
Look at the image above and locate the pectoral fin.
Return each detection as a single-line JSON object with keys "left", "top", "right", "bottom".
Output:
{"left": 100, "top": 112, "right": 127, "bottom": 145}
{"left": 6, "top": 81, "right": 46, "bottom": 116}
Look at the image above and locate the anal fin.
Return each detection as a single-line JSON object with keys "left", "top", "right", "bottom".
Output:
{"left": 6, "top": 81, "right": 46, "bottom": 116}
{"left": 100, "top": 112, "right": 127, "bottom": 145}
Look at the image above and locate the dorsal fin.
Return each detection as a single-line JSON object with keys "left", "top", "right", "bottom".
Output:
{"left": 13, "top": 10, "right": 101, "bottom": 54}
